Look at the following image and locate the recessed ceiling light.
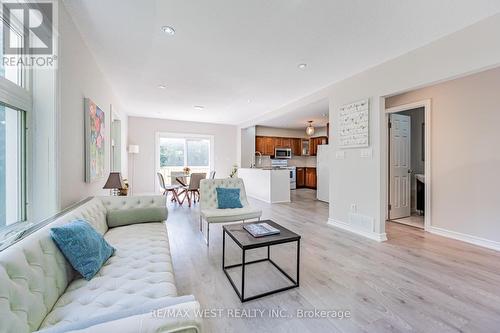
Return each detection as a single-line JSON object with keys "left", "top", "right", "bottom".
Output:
{"left": 247, "top": 99, "right": 251, "bottom": 103}
{"left": 158, "top": 84, "right": 166, "bottom": 89}
{"left": 194, "top": 105, "right": 205, "bottom": 110}
{"left": 297, "top": 63, "right": 307, "bottom": 69}
{"left": 161, "top": 26, "right": 175, "bottom": 35}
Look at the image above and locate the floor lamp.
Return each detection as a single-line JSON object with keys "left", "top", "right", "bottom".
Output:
{"left": 128, "top": 145, "right": 139, "bottom": 195}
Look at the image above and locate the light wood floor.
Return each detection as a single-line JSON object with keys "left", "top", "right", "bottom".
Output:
{"left": 391, "top": 214, "right": 425, "bottom": 229}
{"left": 166, "top": 189, "right": 500, "bottom": 333}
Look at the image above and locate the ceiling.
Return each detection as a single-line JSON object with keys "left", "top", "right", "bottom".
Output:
{"left": 256, "top": 99, "right": 329, "bottom": 129}
{"left": 64, "top": 0, "right": 500, "bottom": 125}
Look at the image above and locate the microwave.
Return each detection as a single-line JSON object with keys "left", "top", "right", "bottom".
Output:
{"left": 274, "top": 148, "right": 292, "bottom": 159}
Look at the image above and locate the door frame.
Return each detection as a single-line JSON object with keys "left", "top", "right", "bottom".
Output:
{"left": 385, "top": 99, "right": 431, "bottom": 230}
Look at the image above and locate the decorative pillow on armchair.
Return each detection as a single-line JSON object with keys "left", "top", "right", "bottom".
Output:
{"left": 50, "top": 219, "right": 115, "bottom": 280}
{"left": 216, "top": 187, "right": 243, "bottom": 209}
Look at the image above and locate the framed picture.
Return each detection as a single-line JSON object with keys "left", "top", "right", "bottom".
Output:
{"left": 84, "top": 98, "right": 105, "bottom": 183}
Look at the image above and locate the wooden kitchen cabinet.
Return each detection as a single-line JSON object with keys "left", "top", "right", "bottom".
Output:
{"left": 274, "top": 137, "right": 283, "bottom": 148}
{"left": 255, "top": 136, "right": 265, "bottom": 155}
{"left": 309, "top": 136, "right": 328, "bottom": 156}
{"left": 264, "top": 137, "right": 275, "bottom": 155}
{"left": 292, "top": 138, "right": 302, "bottom": 156}
{"left": 281, "top": 138, "right": 292, "bottom": 148}
{"left": 256, "top": 136, "right": 276, "bottom": 156}
{"left": 296, "top": 167, "right": 305, "bottom": 188}
{"left": 305, "top": 167, "right": 317, "bottom": 189}
{"left": 256, "top": 136, "right": 305, "bottom": 156}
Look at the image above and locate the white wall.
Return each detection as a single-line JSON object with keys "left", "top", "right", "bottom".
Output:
{"left": 128, "top": 116, "right": 238, "bottom": 194}
{"left": 255, "top": 125, "right": 327, "bottom": 138}
{"left": 386, "top": 67, "right": 500, "bottom": 244}
{"left": 326, "top": 14, "right": 500, "bottom": 242}
{"left": 241, "top": 14, "right": 500, "bottom": 246}
{"left": 58, "top": 3, "right": 127, "bottom": 209}
{"left": 240, "top": 126, "right": 255, "bottom": 168}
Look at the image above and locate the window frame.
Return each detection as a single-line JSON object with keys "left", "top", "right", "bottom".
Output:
{"left": 0, "top": 12, "right": 33, "bottom": 248}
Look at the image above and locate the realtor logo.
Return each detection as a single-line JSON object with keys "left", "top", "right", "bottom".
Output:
{"left": 2, "top": 1, "right": 53, "bottom": 55}
{"left": 2, "top": 1, "right": 56, "bottom": 68}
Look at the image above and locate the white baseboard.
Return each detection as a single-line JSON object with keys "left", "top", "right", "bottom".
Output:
{"left": 426, "top": 226, "right": 500, "bottom": 252}
{"left": 327, "top": 218, "right": 387, "bottom": 242}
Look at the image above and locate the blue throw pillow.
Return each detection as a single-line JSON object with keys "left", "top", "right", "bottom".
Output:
{"left": 50, "top": 219, "right": 115, "bottom": 281}
{"left": 216, "top": 187, "right": 243, "bottom": 209}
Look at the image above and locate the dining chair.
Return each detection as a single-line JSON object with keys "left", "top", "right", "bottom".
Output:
{"left": 170, "top": 171, "right": 187, "bottom": 185}
{"left": 185, "top": 173, "right": 206, "bottom": 207}
{"left": 157, "top": 172, "right": 180, "bottom": 203}
{"left": 170, "top": 171, "right": 188, "bottom": 204}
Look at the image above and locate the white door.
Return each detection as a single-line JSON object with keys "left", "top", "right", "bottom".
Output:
{"left": 390, "top": 114, "right": 411, "bottom": 219}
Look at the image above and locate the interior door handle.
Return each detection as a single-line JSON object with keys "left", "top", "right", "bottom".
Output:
{"left": 408, "top": 169, "right": 413, "bottom": 174}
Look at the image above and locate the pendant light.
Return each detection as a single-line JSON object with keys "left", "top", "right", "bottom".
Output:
{"left": 305, "top": 120, "right": 315, "bottom": 136}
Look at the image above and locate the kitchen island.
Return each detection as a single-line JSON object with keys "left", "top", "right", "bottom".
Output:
{"left": 238, "top": 168, "right": 290, "bottom": 203}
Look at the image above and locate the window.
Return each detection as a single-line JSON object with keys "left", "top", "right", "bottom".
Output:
{"left": 0, "top": 3, "right": 57, "bottom": 250}
{"left": 0, "top": 104, "right": 26, "bottom": 236}
{"left": 0, "top": 11, "right": 30, "bottom": 248}
{"left": 0, "top": 6, "right": 26, "bottom": 87}
{"left": 158, "top": 134, "right": 213, "bottom": 185}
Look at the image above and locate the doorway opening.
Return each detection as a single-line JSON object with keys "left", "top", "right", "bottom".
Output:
{"left": 386, "top": 100, "right": 431, "bottom": 230}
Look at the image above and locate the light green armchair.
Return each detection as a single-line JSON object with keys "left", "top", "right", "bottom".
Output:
{"left": 199, "top": 178, "right": 262, "bottom": 246}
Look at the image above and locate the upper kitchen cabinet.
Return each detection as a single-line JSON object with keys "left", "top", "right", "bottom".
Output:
{"left": 281, "top": 138, "right": 292, "bottom": 148}
{"left": 292, "top": 138, "right": 302, "bottom": 156}
{"left": 255, "top": 136, "right": 265, "bottom": 155}
{"left": 256, "top": 136, "right": 275, "bottom": 156}
{"left": 309, "top": 136, "right": 328, "bottom": 156}
{"left": 264, "top": 137, "right": 275, "bottom": 155}
{"left": 256, "top": 136, "right": 303, "bottom": 156}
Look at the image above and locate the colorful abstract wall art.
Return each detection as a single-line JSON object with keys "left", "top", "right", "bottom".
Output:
{"left": 84, "top": 98, "right": 105, "bottom": 182}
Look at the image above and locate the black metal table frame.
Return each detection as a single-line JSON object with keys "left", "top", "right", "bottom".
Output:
{"left": 222, "top": 228, "right": 300, "bottom": 302}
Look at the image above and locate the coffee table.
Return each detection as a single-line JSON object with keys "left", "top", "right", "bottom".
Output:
{"left": 222, "top": 220, "right": 300, "bottom": 302}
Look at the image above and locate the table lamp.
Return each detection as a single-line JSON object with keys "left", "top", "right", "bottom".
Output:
{"left": 103, "top": 172, "right": 125, "bottom": 196}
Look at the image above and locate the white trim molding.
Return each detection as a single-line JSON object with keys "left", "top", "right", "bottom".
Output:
{"left": 327, "top": 218, "right": 388, "bottom": 242}
{"left": 427, "top": 226, "right": 500, "bottom": 252}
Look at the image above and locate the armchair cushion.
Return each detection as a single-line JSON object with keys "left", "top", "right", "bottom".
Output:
{"left": 216, "top": 187, "right": 243, "bottom": 209}
{"left": 50, "top": 219, "right": 115, "bottom": 281}
{"left": 201, "top": 206, "right": 262, "bottom": 223}
{"left": 106, "top": 207, "right": 167, "bottom": 227}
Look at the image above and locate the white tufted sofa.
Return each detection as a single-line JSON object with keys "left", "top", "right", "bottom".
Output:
{"left": 199, "top": 178, "right": 262, "bottom": 246}
{"left": 0, "top": 196, "right": 202, "bottom": 333}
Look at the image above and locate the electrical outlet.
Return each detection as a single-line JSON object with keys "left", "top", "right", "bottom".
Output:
{"left": 350, "top": 204, "right": 357, "bottom": 213}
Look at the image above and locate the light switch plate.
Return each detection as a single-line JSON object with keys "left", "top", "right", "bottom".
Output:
{"left": 360, "top": 148, "right": 372, "bottom": 158}
{"left": 335, "top": 151, "right": 345, "bottom": 159}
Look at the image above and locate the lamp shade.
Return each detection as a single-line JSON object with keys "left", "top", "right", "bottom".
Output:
{"left": 103, "top": 172, "right": 125, "bottom": 189}
{"left": 128, "top": 145, "right": 139, "bottom": 154}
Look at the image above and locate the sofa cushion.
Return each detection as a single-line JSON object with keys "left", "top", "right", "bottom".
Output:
{"left": 0, "top": 198, "right": 108, "bottom": 333}
{"left": 50, "top": 220, "right": 115, "bottom": 281}
{"left": 35, "top": 295, "right": 195, "bottom": 333}
{"left": 38, "top": 222, "right": 178, "bottom": 331}
{"left": 106, "top": 207, "right": 167, "bottom": 228}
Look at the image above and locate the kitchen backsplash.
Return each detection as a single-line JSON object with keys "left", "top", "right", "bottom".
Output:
{"left": 288, "top": 156, "right": 317, "bottom": 168}
{"left": 255, "top": 155, "right": 316, "bottom": 168}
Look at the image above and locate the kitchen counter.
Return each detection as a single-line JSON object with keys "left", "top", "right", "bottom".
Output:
{"left": 238, "top": 168, "right": 290, "bottom": 203}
